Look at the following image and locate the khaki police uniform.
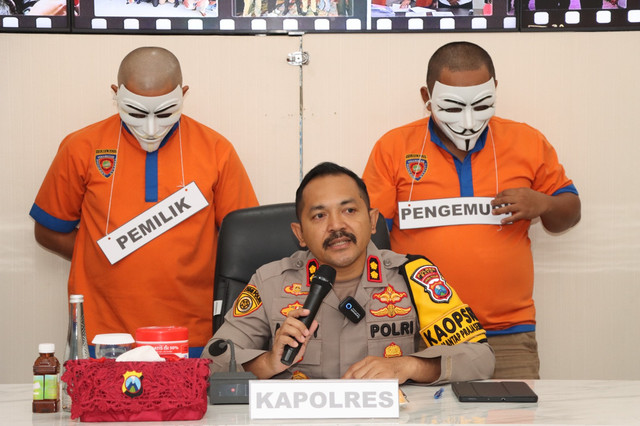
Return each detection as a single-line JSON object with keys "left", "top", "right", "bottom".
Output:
{"left": 203, "top": 242, "right": 494, "bottom": 384}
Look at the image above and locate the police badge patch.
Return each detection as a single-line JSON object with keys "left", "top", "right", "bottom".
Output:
{"left": 233, "top": 284, "right": 262, "bottom": 317}
{"left": 95, "top": 149, "right": 117, "bottom": 178}
{"left": 405, "top": 154, "right": 427, "bottom": 181}
{"left": 411, "top": 265, "right": 452, "bottom": 303}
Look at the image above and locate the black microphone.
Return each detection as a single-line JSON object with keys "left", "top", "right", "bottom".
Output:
{"left": 208, "top": 339, "right": 256, "bottom": 404}
{"left": 280, "top": 264, "right": 336, "bottom": 366}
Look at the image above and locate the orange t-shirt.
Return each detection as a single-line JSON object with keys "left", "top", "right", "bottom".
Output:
{"left": 363, "top": 117, "right": 577, "bottom": 332}
{"left": 31, "top": 115, "right": 258, "bottom": 349}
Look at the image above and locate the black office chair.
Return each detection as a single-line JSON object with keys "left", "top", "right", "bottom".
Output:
{"left": 212, "top": 202, "right": 391, "bottom": 333}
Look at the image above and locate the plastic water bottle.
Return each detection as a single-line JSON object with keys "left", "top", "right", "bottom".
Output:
{"left": 61, "top": 294, "right": 90, "bottom": 412}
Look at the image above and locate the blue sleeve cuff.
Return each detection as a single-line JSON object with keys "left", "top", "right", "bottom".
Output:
{"left": 552, "top": 184, "right": 578, "bottom": 196}
{"left": 29, "top": 204, "right": 80, "bottom": 233}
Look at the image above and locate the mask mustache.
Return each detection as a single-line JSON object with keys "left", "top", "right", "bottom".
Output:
{"left": 323, "top": 230, "right": 357, "bottom": 249}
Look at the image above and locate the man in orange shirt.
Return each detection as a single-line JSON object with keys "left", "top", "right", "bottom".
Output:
{"left": 30, "top": 47, "right": 258, "bottom": 357}
{"left": 363, "top": 41, "right": 581, "bottom": 378}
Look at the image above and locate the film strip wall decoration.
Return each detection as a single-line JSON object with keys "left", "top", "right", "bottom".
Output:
{"left": 520, "top": 0, "right": 640, "bottom": 30}
{"left": 1, "top": 0, "right": 639, "bottom": 31}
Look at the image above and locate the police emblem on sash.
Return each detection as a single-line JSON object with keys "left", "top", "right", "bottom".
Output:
{"left": 233, "top": 284, "right": 262, "bottom": 317}
{"left": 405, "top": 154, "right": 427, "bottom": 181}
{"left": 95, "top": 149, "right": 117, "bottom": 178}
{"left": 122, "top": 371, "right": 143, "bottom": 398}
{"left": 410, "top": 265, "right": 452, "bottom": 303}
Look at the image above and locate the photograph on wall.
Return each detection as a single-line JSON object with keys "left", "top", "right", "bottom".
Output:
{"left": 370, "top": 0, "right": 517, "bottom": 31}
{"left": 520, "top": 0, "right": 640, "bottom": 30}
{"left": 0, "top": 0, "right": 71, "bottom": 30}
{"left": 72, "top": 0, "right": 367, "bottom": 32}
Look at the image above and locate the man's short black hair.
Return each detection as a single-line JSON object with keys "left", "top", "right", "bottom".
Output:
{"left": 295, "top": 162, "right": 371, "bottom": 220}
{"left": 427, "top": 41, "right": 496, "bottom": 92}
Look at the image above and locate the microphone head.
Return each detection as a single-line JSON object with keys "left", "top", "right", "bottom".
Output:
{"left": 313, "top": 264, "right": 336, "bottom": 287}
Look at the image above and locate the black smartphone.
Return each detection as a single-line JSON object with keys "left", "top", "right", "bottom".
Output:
{"left": 451, "top": 381, "right": 538, "bottom": 403}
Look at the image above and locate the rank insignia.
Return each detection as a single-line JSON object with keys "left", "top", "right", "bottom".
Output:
{"left": 307, "top": 259, "right": 319, "bottom": 286}
{"left": 411, "top": 265, "right": 452, "bottom": 303}
{"left": 367, "top": 256, "right": 382, "bottom": 283}
{"left": 95, "top": 150, "right": 117, "bottom": 178}
{"left": 405, "top": 154, "right": 427, "bottom": 182}
{"left": 370, "top": 285, "right": 412, "bottom": 318}
{"left": 383, "top": 342, "right": 403, "bottom": 358}
{"left": 284, "top": 283, "right": 309, "bottom": 296}
{"left": 233, "top": 284, "right": 262, "bottom": 317}
{"left": 122, "top": 371, "right": 143, "bottom": 398}
{"left": 292, "top": 371, "right": 309, "bottom": 380}
{"left": 280, "top": 301, "right": 304, "bottom": 317}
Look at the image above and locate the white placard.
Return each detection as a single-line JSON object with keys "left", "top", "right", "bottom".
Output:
{"left": 97, "top": 181, "right": 208, "bottom": 264}
{"left": 398, "top": 197, "right": 510, "bottom": 230}
{"left": 249, "top": 379, "right": 399, "bottom": 419}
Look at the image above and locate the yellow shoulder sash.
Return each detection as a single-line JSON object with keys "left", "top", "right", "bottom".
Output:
{"left": 400, "top": 256, "right": 487, "bottom": 348}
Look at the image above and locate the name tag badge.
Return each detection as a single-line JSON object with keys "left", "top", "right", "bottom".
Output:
{"left": 249, "top": 379, "right": 399, "bottom": 419}
{"left": 97, "top": 181, "right": 208, "bottom": 264}
{"left": 398, "top": 197, "right": 510, "bottom": 230}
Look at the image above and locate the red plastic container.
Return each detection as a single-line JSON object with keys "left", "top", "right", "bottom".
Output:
{"left": 135, "top": 326, "right": 188, "bottom": 360}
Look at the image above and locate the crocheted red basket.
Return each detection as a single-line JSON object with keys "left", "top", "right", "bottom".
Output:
{"left": 61, "top": 358, "right": 211, "bottom": 422}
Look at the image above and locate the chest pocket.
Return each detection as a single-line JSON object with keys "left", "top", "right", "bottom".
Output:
{"left": 367, "top": 318, "right": 417, "bottom": 358}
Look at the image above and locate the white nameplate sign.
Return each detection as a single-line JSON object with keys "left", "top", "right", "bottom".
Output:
{"left": 97, "top": 181, "right": 208, "bottom": 264}
{"left": 249, "top": 379, "right": 399, "bottom": 419}
{"left": 398, "top": 197, "right": 511, "bottom": 230}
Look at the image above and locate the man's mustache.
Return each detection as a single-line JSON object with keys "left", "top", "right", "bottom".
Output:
{"left": 323, "top": 230, "right": 357, "bottom": 249}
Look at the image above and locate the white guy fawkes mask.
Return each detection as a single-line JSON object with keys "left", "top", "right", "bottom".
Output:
{"left": 429, "top": 78, "right": 496, "bottom": 152}
{"left": 115, "top": 85, "right": 184, "bottom": 152}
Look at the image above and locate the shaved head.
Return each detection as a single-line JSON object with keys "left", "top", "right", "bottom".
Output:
{"left": 426, "top": 42, "right": 495, "bottom": 92}
{"left": 117, "top": 47, "right": 182, "bottom": 96}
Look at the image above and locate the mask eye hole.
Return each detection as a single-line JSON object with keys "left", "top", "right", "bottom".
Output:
{"left": 473, "top": 105, "right": 491, "bottom": 112}
{"left": 129, "top": 113, "right": 147, "bottom": 119}
{"left": 442, "top": 107, "right": 462, "bottom": 113}
{"left": 157, "top": 113, "right": 172, "bottom": 119}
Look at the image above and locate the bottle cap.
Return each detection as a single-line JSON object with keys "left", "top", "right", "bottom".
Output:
{"left": 92, "top": 333, "right": 135, "bottom": 345}
{"left": 38, "top": 343, "right": 55, "bottom": 353}
{"left": 69, "top": 294, "right": 84, "bottom": 303}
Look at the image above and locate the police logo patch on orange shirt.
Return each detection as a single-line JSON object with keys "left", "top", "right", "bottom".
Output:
{"left": 405, "top": 154, "right": 427, "bottom": 181}
{"left": 95, "top": 149, "right": 117, "bottom": 178}
{"left": 284, "top": 283, "right": 309, "bottom": 296}
{"left": 383, "top": 342, "right": 403, "bottom": 358}
{"left": 410, "top": 265, "right": 452, "bottom": 303}
{"left": 233, "top": 284, "right": 262, "bottom": 317}
{"left": 280, "top": 301, "right": 304, "bottom": 317}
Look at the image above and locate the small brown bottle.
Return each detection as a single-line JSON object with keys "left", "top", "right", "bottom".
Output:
{"left": 33, "top": 343, "right": 60, "bottom": 413}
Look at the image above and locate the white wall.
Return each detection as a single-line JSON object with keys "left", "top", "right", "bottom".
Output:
{"left": 1, "top": 31, "right": 639, "bottom": 383}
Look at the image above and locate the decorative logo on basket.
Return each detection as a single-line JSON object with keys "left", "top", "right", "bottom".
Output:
{"left": 410, "top": 265, "right": 452, "bottom": 303}
{"left": 122, "top": 371, "right": 143, "bottom": 398}
{"left": 233, "top": 284, "right": 262, "bottom": 317}
{"left": 284, "top": 283, "right": 309, "bottom": 296}
{"left": 370, "top": 285, "right": 412, "bottom": 318}
{"left": 280, "top": 301, "right": 304, "bottom": 317}
{"left": 367, "top": 256, "right": 382, "bottom": 283}
{"left": 383, "top": 342, "right": 403, "bottom": 358}
{"left": 405, "top": 154, "right": 427, "bottom": 181}
{"left": 95, "top": 149, "right": 117, "bottom": 178}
